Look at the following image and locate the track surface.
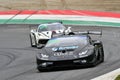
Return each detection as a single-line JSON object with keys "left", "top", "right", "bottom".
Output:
{"left": 0, "top": 24, "right": 120, "bottom": 80}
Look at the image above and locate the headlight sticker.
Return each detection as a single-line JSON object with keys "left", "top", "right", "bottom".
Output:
{"left": 52, "top": 47, "right": 58, "bottom": 51}
{"left": 79, "top": 50, "right": 88, "bottom": 56}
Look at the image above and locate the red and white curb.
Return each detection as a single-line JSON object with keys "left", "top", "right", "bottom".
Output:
{"left": 91, "top": 68, "right": 120, "bottom": 80}
{"left": 0, "top": 10, "right": 120, "bottom": 18}
{"left": 0, "top": 10, "right": 120, "bottom": 23}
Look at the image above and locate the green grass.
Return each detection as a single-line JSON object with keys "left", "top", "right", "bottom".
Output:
{"left": 115, "top": 75, "right": 120, "bottom": 80}
{"left": 1, "top": 19, "right": 120, "bottom": 27}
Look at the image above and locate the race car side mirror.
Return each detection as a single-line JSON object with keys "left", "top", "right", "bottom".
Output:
{"left": 68, "top": 26, "right": 71, "bottom": 30}
{"left": 65, "top": 27, "right": 72, "bottom": 33}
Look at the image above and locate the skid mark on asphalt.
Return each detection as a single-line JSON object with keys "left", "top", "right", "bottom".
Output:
{"left": 0, "top": 51, "right": 16, "bottom": 70}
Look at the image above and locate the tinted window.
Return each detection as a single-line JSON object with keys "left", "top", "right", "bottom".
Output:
{"left": 45, "top": 35, "right": 88, "bottom": 47}
{"left": 38, "top": 23, "right": 65, "bottom": 32}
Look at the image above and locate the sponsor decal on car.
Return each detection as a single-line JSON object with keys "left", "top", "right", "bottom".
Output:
{"left": 52, "top": 46, "right": 79, "bottom": 51}
{"left": 54, "top": 52, "right": 74, "bottom": 56}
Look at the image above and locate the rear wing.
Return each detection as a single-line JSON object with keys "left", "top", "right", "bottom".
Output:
{"left": 73, "top": 30, "right": 102, "bottom": 36}
{"left": 88, "top": 31, "right": 102, "bottom": 35}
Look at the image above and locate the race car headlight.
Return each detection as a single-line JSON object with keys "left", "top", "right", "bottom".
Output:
{"left": 37, "top": 53, "right": 49, "bottom": 60}
{"left": 41, "top": 53, "right": 49, "bottom": 58}
{"left": 78, "top": 50, "right": 88, "bottom": 57}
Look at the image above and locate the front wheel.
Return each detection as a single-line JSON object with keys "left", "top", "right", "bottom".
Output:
{"left": 92, "top": 44, "right": 104, "bottom": 66}
{"left": 98, "top": 45, "right": 104, "bottom": 63}
{"left": 90, "top": 43, "right": 104, "bottom": 67}
{"left": 36, "top": 44, "right": 44, "bottom": 49}
{"left": 29, "top": 34, "right": 37, "bottom": 47}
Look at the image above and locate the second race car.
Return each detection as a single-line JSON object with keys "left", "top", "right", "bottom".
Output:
{"left": 29, "top": 22, "right": 71, "bottom": 48}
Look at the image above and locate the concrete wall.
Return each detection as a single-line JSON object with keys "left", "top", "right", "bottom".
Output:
{"left": 0, "top": 0, "right": 120, "bottom": 12}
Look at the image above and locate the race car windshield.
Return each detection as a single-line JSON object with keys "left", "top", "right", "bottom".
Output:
{"left": 38, "top": 23, "right": 65, "bottom": 32}
{"left": 45, "top": 36, "right": 88, "bottom": 48}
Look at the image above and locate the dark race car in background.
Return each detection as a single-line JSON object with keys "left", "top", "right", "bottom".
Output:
{"left": 36, "top": 31, "right": 104, "bottom": 72}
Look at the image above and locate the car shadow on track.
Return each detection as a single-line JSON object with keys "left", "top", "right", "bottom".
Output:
{"left": 36, "top": 66, "right": 95, "bottom": 73}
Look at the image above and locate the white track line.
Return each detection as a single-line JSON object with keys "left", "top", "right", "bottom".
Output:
{"left": 0, "top": 15, "right": 14, "bottom": 19}
{"left": 91, "top": 68, "right": 120, "bottom": 80}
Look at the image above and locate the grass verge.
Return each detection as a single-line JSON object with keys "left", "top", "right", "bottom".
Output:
{"left": 115, "top": 75, "right": 120, "bottom": 80}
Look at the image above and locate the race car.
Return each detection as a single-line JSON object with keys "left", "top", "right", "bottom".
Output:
{"left": 29, "top": 22, "right": 71, "bottom": 48}
{"left": 36, "top": 31, "right": 104, "bottom": 72}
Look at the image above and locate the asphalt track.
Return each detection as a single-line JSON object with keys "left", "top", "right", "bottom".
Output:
{"left": 0, "top": 24, "right": 120, "bottom": 80}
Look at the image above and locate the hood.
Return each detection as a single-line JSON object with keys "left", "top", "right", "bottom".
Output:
{"left": 38, "top": 29, "right": 64, "bottom": 39}
{"left": 40, "top": 44, "right": 94, "bottom": 61}
{"left": 39, "top": 31, "right": 52, "bottom": 39}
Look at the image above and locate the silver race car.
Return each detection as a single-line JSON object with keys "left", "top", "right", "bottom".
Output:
{"left": 29, "top": 22, "right": 71, "bottom": 48}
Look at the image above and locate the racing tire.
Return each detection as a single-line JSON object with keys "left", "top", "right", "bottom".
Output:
{"left": 36, "top": 44, "right": 44, "bottom": 49}
{"left": 90, "top": 45, "right": 100, "bottom": 67}
{"left": 91, "top": 44, "right": 104, "bottom": 67}
{"left": 29, "top": 34, "right": 37, "bottom": 47}
{"left": 98, "top": 44, "right": 104, "bottom": 63}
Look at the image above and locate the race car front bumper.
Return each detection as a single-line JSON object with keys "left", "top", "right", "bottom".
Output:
{"left": 36, "top": 53, "right": 97, "bottom": 69}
